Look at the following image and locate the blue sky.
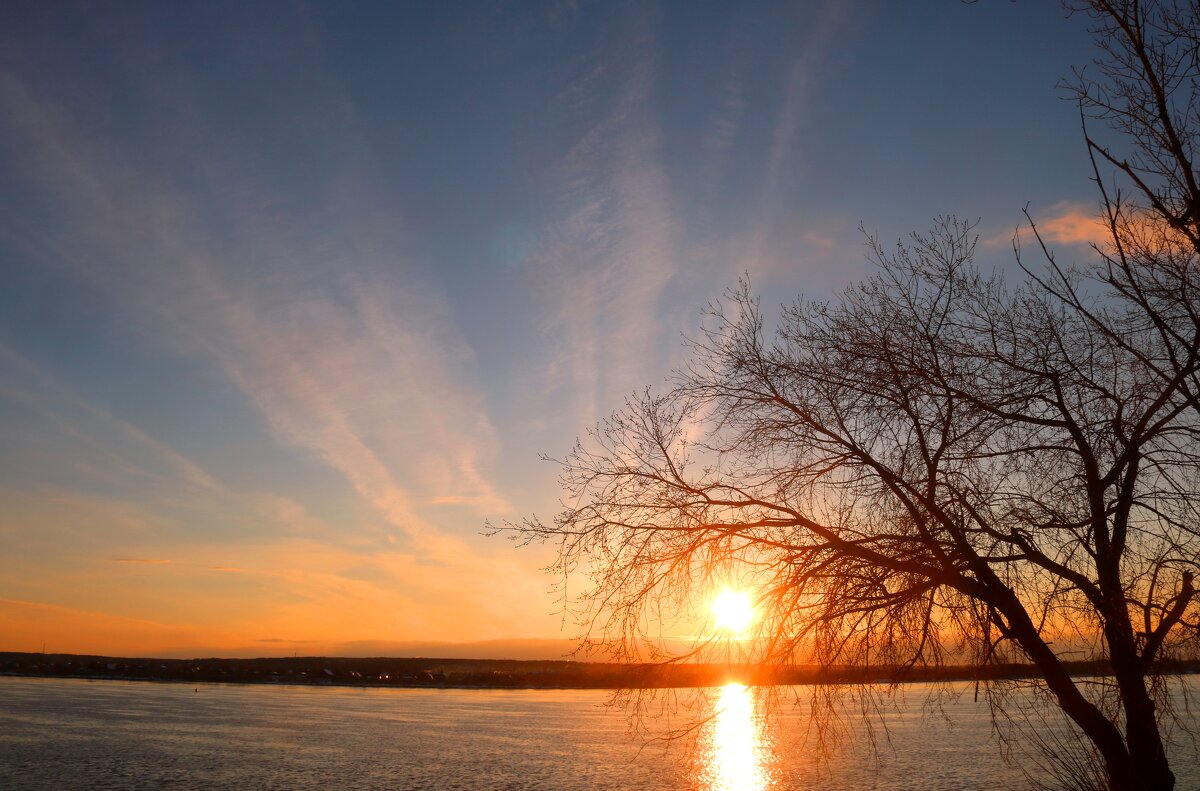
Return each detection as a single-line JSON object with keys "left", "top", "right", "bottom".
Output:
{"left": 0, "top": 0, "right": 1107, "bottom": 656}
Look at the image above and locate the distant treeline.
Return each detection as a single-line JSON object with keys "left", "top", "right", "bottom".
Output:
{"left": 2, "top": 652, "right": 1198, "bottom": 689}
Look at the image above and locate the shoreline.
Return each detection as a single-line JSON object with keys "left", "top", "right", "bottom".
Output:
{"left": 4, "top": 651, "right": 1197, "bottom": 692}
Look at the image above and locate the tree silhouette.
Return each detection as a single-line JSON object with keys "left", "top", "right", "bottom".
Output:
{"left": 505, "top": 2, "right": 1199, "bottom": 789}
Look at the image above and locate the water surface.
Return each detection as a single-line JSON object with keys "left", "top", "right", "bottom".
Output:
{"left": 1, "top": 676, "right": 1196, "bottom": 789}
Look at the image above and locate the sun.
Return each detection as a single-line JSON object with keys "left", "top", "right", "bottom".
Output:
{"left": 712, "top": 590, "right": 755, "bottom": 635}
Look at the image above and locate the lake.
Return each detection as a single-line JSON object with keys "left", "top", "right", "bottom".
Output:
{"left": 0, "top": 676, "right": 1196, "bottom": 789}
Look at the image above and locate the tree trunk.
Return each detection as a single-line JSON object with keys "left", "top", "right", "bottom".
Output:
{"left": 1094, "top": 549, "right": 1176, "bottom": 791}
{"left": 1120, "top": 717, "right": 1175, "bottom": 791}
{"left": 1107, "top": 629, "right": 1175, "bottom": 790}
{"left": 991, "top": 588, "right": 1154, "bottom": 789}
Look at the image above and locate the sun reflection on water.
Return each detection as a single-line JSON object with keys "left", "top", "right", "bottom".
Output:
{"left": 700, "top": 683, "right": 771, "bottom": 791}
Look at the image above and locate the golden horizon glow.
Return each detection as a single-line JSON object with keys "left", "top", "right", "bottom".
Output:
{"left": 712, "top": 590, "right": 755, "bottom": 636}
{"left": 701, "top": 682, "right": 769, "bottom": 791}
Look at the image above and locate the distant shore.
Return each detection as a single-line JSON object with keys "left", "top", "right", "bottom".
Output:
{"left": 4, "top": 651, "right": 1198, "bottom": 690}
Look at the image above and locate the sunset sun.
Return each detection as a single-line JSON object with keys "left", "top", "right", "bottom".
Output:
{"left": 712, "top": 590, "right": 755, "bottom": 635}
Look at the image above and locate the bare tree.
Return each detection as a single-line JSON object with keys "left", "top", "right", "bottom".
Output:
{"left": 503, "top": 2, "right": 1199, "bottom": 789}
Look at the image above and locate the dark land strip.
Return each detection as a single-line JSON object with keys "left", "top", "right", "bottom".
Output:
{"left": 3, "top": 651, "right": 1198, "bottom": 690}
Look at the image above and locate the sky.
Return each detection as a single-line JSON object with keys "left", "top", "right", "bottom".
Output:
{"left": 0, "top": 1, "right": 1109, "bottom": 658}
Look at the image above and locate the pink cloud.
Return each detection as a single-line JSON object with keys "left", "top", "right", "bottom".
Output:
{"left": 1032, "top": 202, "right": 1104, "bottom": 246}
{"left": 986, "top": 202, "right": 1110, "bottom": 249}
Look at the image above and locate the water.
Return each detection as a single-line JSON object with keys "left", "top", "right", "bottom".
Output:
{"left": 0, "top": 676, "right": 1197, "bottom": 789}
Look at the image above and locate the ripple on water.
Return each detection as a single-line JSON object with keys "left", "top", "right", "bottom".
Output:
{"left": 0, "top": 676, "right": 1196, "bottom": 790}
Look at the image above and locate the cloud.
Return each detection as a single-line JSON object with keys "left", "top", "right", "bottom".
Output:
{"left": 0, "top": 327, "right": 557, "bottom": 648}
{"left": 700, "top": 3, "right": 858, "bottom": 291}
{"left": 801, "top": 230, "right": 838, "bottom": 250}
{"left": 0, "top": 51, "right": 510, "bottom": 537}
{"left": 169, "top": 537, "right": 559, "bottom": 644}
{"left": 0, "top": 342, "right": 222, "bottom": 495}
{"left": 530, "top": 7, "right": 680, "bottom": 429}
{"left": 0, "top": 504, "right": 560, "bottom": 649}
{"left": 0, "top": 36, "right": 555, "bottom": 651}
{"left": 0, "top": 598, "right": 245, "bottom": 657}
{"left": 0, "top": 598, "right": 577, "bottom": 658}
{"left": 984, "top": 201, "right": 1110, "bottom": 249}
{"left": 759, "top": 6, "right": 851, "bottom": 205}
{"left": 0, "top": 345, "right": 344, "bottom": 555}
{"left": 1037, "top": 205, "right": 1108, "bottom": 246}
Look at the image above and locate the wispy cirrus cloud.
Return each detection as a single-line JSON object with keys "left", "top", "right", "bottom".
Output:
{"left": 0, "top": 341, "right": 551, "bottom": 645}
{"left": 0, "top": 479, "right": 554, "bottom": 646}
{"left": 724, "top": 2, "right": 853, "bottom": 285}
{"left": 531, "top": 7, "right": 679, "bottom": 429}
{"left": 0, "top": 341, "right": 221, "bottom": 496}
{"left": 0, "top": 48, "right": 509, "bottom": 541}
{"left": 0, "top": 341, "right": 332, "bottom": 552}
{"left": 0, "top": 28, "right": 555, "bottom": 647}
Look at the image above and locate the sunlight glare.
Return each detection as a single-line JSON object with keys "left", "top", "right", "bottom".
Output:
{"left": 702, "top": 683, "right": 769, "bottom": 791}
{"left": 712, "top": 590, "right": 755, "bottom": 635}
